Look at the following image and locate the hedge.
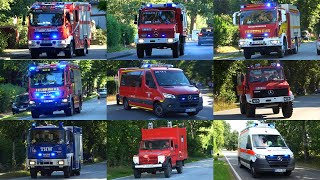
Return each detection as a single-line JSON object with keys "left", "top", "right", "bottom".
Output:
{"left": 213, "top": 14, "right": 238, "bottom": 47}
{"left": 0, "top": 84, "right": 26, "bottom": 113}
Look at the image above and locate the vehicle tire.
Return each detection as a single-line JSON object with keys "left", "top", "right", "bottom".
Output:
{"left": 123, "top": 98, "right": 131, "bottom": 110}
{"left": 47, "top": 52, "right": 57, "bottom": 58}
{"left": 282, "top": 101, "right": 293, "bottom": 118}
{"left": 260, "top": 51, "right": 266, "bottom": 56}
{"left": 172, "top": 42, "right": 179, "bottom": 58}
{"left": 98, "top": 96, "right": 100, "bottom": 99}
{"left": 176, "top": 161, "right": 183, "bottom": 174}
{"left": 284, "top": 170, "right": 292, "bottom": 176}
{"left": 31, "top": 110, "right": 40, "bottom": 118}
{"left": 292, "top": 39, "right": 298, "bottom": 54}
{"left": 244, "top": 49, "right": 252, "bottom": 59}
{"left": 272, "top": 107, "right": 280, "bottom": 114}
{"left": 47, "top": 171, "right": 52, "bottom": 176}
{"left": 116, "top": 94, "right": 120, "bottom": 105}
{"left": 133, "top": 169, "right": 141, "bottom": 178}
{"left": 64, "top": 166, "right": 71, "bottom": 178}
{"left": 31, "top": 50, "right": 40, "bottom": 59}
{"left": 246, "top": 103, "right": 256, "bottom": 118}
{"left": 30, "top": 168, "right": 37, "bottom": 179}
{"left": 75, "top": 99, "right": 82, "bottom": 113}
{"left": 154, "top": 102, "right": 166, "bottom": 118}
{"left": 240, "top": 99, "right": 246, "bottom": 114}
{"left": 180, "top": 43, "right": 185, "bottom": 55}
{"left": 187, "top": 111, "right": 199, "bottom": 116}
{"left": 65, "top": 99, "right": 74, "bottom": 116}
{"left": 65, "top": 41, "right": 74, "bottom": 58}
{"left": 250, "top": 163, "right": 260, "bottom": 178}
{"left": 145, "top": 48, "right": 152, "bottom": 56}
{"left": 41, "top": 171, "right": 46, "bottom": 176}
{"left": 317, "top": 49, "right": 320, "bottom": 55}
{"left": 278, "top": 40, "right": 286, "bottom": 58}
{"left": 164, "top": 161, "right": 172, "bottom": 178}
{"left": 76, "top": 41, "right": 87, "bottom": 56}
{"left": 137, "top": 45, "right": 144, "bottom": 58}
{"left": 238, "top": 158, "right": 244, "bottom": 168}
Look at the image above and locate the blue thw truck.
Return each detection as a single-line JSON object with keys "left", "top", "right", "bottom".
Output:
{"left": 26, "top": 122, "right": 83, "bottom": 178}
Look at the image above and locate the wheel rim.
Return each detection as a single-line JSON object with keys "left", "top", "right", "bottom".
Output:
{"left": 124, "top": 99, "right": 128, "bottom": 108}
{"left": 155, "top": 105, "right": 163, "bottom": 116}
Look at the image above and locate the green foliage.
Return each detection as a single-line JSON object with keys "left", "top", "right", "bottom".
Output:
{"left": 0, "top": 32, "right": 8, "bottom": 53}
{"left": 107, "top": 14, "right": 121, "bottom": 48}
{"left": 107, "top": 79, "right": 117, "bottom": 95}
{"left": 213, "top": 14, "right": 238, "bottom": 47}
{"left": 0, "top": 84, "right": 25, "bottom": 113}
{"left": 120, "top": 23, "right": 135, "bottom": 45}
{"left": 92, "top": 29, "right": 107, "bottom": 45}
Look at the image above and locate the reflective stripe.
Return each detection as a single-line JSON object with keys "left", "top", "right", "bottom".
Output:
{"left": 239, "top": 148, "right": 255, "bottom": 155}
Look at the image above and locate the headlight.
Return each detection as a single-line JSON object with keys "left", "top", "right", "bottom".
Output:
{"left": 270, "top": 40, "right": 280, "bottom": 45}
{"left": 58, "top": 160, "right": 64, "bottom": 165}
{"left": 167, "top": 38, "right": 174, "bottom": 43}
{"left": 138, "top": 39, "right": 144, "bottom": 43}
{"left": 29, "top": 161, "right": 36, "bottom": 165}
{"left": 62, "top": 99, "right": 68, "bottom": 103}
{"left": 28, "top": 40, "right": 33, "bottom": 45}
{"left": 284, "top": 97, "right": 291, "bottom": 102}
{"left": 29, "top": 101, "right": 35, "bottom": 105}
{"left": 163, "top": 93, "right": 176, "bottom": 99}
{"left": 133, "top": 156, "right": 139, "bottom": 164}
{"left": 252, "top": 99, "right": 260, "bottom": 103}
{"left": 158, "top": 155, "right": 165, "bottom": 163}
{"left": 239, "top": 41, "right": 246, "bottom": 45}
{"left": 255, "top": 154, "right": 265, "bottom": 159}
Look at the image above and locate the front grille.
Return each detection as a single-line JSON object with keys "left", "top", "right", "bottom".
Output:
{"left": 253, "top": 88, "right": 288, "bottom": 98}
{"left": 266, "top": 155, "right": 290, "bottom": 167}
{"left": 40, "top": 43, "right": 53, "bottom": 46}
{"left": 177, "top": 94, "right": 199, "bottom": 107}
{"left": 139, "top": 156, "right": 158, "bottom": 164}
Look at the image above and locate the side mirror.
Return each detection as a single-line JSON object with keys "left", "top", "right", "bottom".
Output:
{"left": 232, "top": 12, "right": 239, "bottom": 25}
{"left": 175, "top": 144, "right": 178, "bottom": 148}
{"left": 281, "top": 10, "right": 287, "bottom": 23}
{"left": 246, "top": 143, "right": 252, "bottom": 150}
{"left": 134, "top": 15, "right": 138, "bottom": 24}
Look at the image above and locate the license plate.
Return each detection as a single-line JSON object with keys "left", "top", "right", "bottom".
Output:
{"left": 43, "top": 100, "right": 53, "bottom": 103}
{"left": 185, "top": 108, "right": 196, "bottom": 112}
{"left": 275, "top": 169, "right": 286, "bottom": 172}
{"left": 252, "top": 41, "right": 263, "bottom": 44}
{"left": 42, "top": 40, "right": 51, "bottom": 44}
{"left": 19, "top": 108, "right": 27, "bottom": 111}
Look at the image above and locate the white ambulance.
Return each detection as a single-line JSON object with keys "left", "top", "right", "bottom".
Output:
{"left": 238, "top": 123, "right": 295, "bottom": 178}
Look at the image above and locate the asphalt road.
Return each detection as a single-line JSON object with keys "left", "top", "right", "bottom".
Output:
{"left": 231, "top": 42, "right": 320, "bottom": 60}
{"left": 1, "top": 45, "right": 107, "bottom": 60}
{"left": 107, "top": 89, "right": 213, "bottom": 120}
{"left": 12, "top": 162, "right": 106, "bottom": 180}
{"left": 223, "top": 150, "right": 320, "bottom": 180}
{"left": 214, "top": 95, "right": 320, "bottom": 120}
{"left": 114, "top": 42, "right": 213, "bottom": 60}
{"left": 19, "top": 98, "right": 107, "bottom": 120}
{"left": 114, "top": 158, "right": 213, "bottom": 180}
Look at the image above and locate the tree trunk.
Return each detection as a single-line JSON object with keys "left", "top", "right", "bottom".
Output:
{"left": 12, "top": 140, "right": 16, "bottom": 170}
{"left": 302, "top": 121, "right": 309, "bottom": 161}
{"left": 190, "top": 15, "right": 196, "bottom": 34}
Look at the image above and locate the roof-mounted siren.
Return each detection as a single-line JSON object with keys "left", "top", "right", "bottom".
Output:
{"left": 148, "top": 122, "right": 153, "bottom": 129}
{"left": 271, "top": 63, "right": 281, "bottom": 67}
{"left": 167, "top": 121, "right": 172, "bottom": 128}
{"left": 146, "top": 3, "right": 152, "bottom": 8}
{"left": 254, "top": 64, "right": 261, "bottom": 68}
{"left": 166, "top": 3, "right": 177, "bottom": 7}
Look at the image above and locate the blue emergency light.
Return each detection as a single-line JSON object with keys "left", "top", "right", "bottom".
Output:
{"left": 146, "top": 3, "right": 152, "bottom": 8}
{"left": 29, "top": 66, "right": 37, "bottom": 71}
{"left": 35, "top": 93, "right": 40, "bottom": 97}
{"left": 266, "top": 3, "right": 271, "bottom": 7}
{"left": 166, "top": 3, "right": 176, "bottom": 7}
{"left": 51, "top": 152, "right": 56, "bottom": 157}
{"left": 247, "top": 34, "right": 252, "bottom": 38}
{"left": 58, "top": 64, "right": 66, "bottom": 69}
{"left": 38, "top": 153, "right": 43, "bottom": 157}
{"left": 55, "top": 91, "right": 60, "bottom": 96}
{"left": 52, "top": 34, "right": 58, "bottom": 39}
{"left": 264, "top": 33, "right": 268, "bottom": 37}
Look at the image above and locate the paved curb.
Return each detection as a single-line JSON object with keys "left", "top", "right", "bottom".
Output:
{"left": 107, "top": 49, "right": 135, "bottom": 60}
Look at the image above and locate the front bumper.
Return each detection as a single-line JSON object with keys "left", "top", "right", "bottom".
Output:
{"left": 253, "top": 158, "right": 295, "bottom": 173}
{"left": 28, "top": 39, "right": 69, "bottom": 49}
{"left": 247, "top": 95, "right": 294, "bottom": 105}
{"left": 135, "top": 37, "right": 179, "bottom": 48}
{"left": 27, "top": 158, "right": 69, "bottom": 169}
{"left": 198, "top": 37, "right": 213, "bottom": 44}
{"left": 29, "top": 99, "right": 70, "bottom": 112}
{"left": 161, "top": 97, "right": 203, "bottom": 113}
{"left": 239, "top": 38, "right": 282, "bottom": 51}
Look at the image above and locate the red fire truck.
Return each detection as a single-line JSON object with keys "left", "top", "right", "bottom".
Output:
{"left": 28, "top": 61, "right": 83, "bottom": 118}
{"left": 132, "top": 122, "right": 188, "bottom": 178}
{"left": 117, "top": 64, "right": 203, "bottom": 117}
{"left": 134, "top": 3, "right": 188, "bottom": 58}
{"left": 26, "top": 2, "right": 91, "bottom": 58}
{"left": 232, "top": 0, "right": 301, "bottom": 59}
{"left": 236, "top": 63, "right": 294, "bottom": 118}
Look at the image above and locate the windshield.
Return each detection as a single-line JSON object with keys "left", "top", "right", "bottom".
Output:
{"left": 249, "top": 68, "right": 284, "bottom": 83}
{"left": 29, "top": 129, "right": 65, "bottom": 144}
{"left": 29, "top": 12, "right": 63, "bottom": 26}
{"left": 140, "top": 11, "right": 175, "bottom": 24}
{"left": 154, "top": 70, "right": 190, "bottom": 86}
{"left": 140, "top": 140, "right": 170, "bottom": 150}
{"left": 30, "top": 70, "right": 64, "bottom": 87}
{"left": 99, "top": 89, "right": 107, "bottom": 92}
{"left": 240, "top": 10, "right": 277, "bottom": 25}
{"left": 15, "top": 95, "right": 29, "bottom": 103}
{"left": 252, "top": 134, "right": 287, "bottom": 148}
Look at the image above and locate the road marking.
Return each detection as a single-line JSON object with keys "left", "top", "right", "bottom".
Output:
{"left": 224, "top": 155, "right": 243, "bottom": 180}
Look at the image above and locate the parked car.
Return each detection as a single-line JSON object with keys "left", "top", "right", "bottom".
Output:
{"left": 83, "top": 152, "right": 94, "bottom": 163}
{"left": 198, "top": 27, "right": 213, "bottom": 46}
{"left": 302, "top": 30, "right": 311, "bottom": 40}
{"left": 97, "top": 88, "right": 107, "bottom": 99}
{"left": 12, "top": 93, "right": 29, "bottom": 114}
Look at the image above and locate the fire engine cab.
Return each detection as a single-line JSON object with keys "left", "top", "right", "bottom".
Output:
{"left": 132, "top": 122, "right": 188, "bottom": 178}
{"left": 26, "top": 2, "right": 91, "bottom": 59}
{"left": 238, "top": 122, "right": 295, "bottom": 178}
{"left": 28, "top": 61, "right": 83, "bottom": 118}
{"left": 236, "top": 63, "right": 294, "bottom": 118}
{"left": 233, "top": 0, "right": 301, "bottom": 59}
{"left": 117, "top": 64, "right": 203, "bottom": 117}
{"left": 134, "top": 3, "right": 188, "bottom": 58}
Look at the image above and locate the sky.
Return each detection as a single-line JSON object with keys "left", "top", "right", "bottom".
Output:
{"left": 224, "top": 120, "right": 259, "bottom": 133}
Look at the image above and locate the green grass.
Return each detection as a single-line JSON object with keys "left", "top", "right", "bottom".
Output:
{"left": 107, "top": 166, "right": 132, "bottom": 180}
{"left": 214, "top": 99, "right": 238, "bottom": 112}
{"left": 84, "top": 94, "right": 98, "bottom": 101}
{"left": 214, "top": 46, "right": 243, "bottom": 60}
{"left": 107, "top": 45, "right": 134, "bottom": 53}
{"left": 1, "top": 111, "right": 30, "bottom": 120}
{"left": 296, "top": 155, "right": 320, "bottom": 169}
{"left": 0, "top": 170, "right": 29, "bottom": 179}
{"left": 214, "top": 159, "right": 235, "bottom": 180}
